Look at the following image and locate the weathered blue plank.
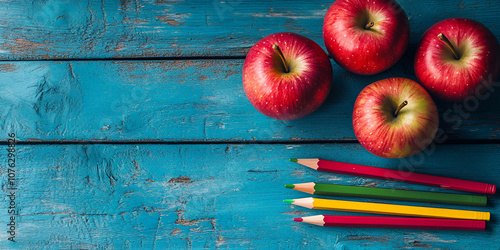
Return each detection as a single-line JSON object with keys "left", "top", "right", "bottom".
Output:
{"left": 0, "top": 143, "right": 498, "bottom": 248}
{"left": 0, "top": 0, "right": 498, "bottom": 59}
{"left": 1, "top": 60, "right": 500, "bottom": 142}
{"left": 0, "top": 1, "right": 499, "bottom": 249}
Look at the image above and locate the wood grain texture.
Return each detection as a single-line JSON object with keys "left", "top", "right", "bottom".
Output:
{"left": 1, "top": 0, "right": 499, "bottom": 248}
{"left": 0, "top": 143, "right": 499, "bottom": 249}
{"left": 0, "top": 0, "right": 498, "bottom": 59}
{"left": 1, "top": 60, "right": 500, "bottom": 142}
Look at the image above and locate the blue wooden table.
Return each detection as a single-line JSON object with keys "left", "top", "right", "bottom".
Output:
{"left": 1, "top": 0, "right": 499, "bottom": 248}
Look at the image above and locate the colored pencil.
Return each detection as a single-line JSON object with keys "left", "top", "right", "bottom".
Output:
{"left": 284, "top": 197, "right": 490, "bottom": 221}
{"left": 293, "top": 215, "right": 485, "bottom": 231}
{"left": 290, "top": 158, "right": 496, "bottom": 195}
{"left": 285, "top": 182, "right": 487, "bottom": 206}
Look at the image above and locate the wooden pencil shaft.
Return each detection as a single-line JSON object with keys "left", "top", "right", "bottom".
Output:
{"left": 310, "top": 183, "right": 487, "bottom": 206}
{"left": 304, "top": 215, "right": 485, "bottom": 231}
{"left": 291, "top": 198, "right": 490, "bottom": 221}
{"left": 303, "top": 159, "right": 496, "bottom": 194}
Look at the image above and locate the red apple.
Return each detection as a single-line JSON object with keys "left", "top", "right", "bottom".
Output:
{"left": 323, "top": 0, "right": 409, "bottom": 75}
{"left": 415, "top": 18, "right": 500, "bottom": 102}
{"left": 243, "top": 32, "right": 333, "bottom": 120}
{"left": 353, "top": 78, "right": 439, "bottom": 158}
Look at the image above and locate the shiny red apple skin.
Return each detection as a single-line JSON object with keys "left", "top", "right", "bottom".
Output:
{"left": 353, "top": 78, "right": 439, "bottom": 158}
{"left": 415, "top": 18, "right": 500, "bottom": 102}
{"left": 243, "top": 32, "right": 333, "bottom": 120}
{"left": 323, "top": 0, "right": 409, "bottom": 75}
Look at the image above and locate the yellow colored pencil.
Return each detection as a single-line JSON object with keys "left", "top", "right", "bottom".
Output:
{"left": 284, "top": 197, "right": 490, "bottom": 221}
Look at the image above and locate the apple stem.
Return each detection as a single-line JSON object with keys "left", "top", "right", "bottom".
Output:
{"left": 394, "top": 100, "right": 408, "bottom": 117}
{"left": 272, "top": 44, "right": 289, "bottom": 73}
{"left": 364, "top": 22, "right": 374, "bottom": 30}
{"left": 438, "top": 33, "right": 460, "bottom": 60}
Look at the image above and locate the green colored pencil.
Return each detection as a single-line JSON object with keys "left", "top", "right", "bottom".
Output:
{"left": 285, "top": 182, "right": 487, "bottom": 206}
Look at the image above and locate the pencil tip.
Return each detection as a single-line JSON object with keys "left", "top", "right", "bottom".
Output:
{"left": 283, "top": 199, "right": 294, "bottom": 204}
{"left": 289, "top": 158, "right": 298, "bottom": 162}
{"left": 285, "top": 184, "right": 295, "bottom": 189}
{"left": 293, "top": 217, "right": 303, "bottom": 222}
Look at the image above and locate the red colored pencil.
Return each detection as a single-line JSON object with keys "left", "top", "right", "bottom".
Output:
{"left": 294, "top": 215, "right": 485, "bottom": 231}
{"left": 290, "top": 159, "right": 496, "bottom": 195}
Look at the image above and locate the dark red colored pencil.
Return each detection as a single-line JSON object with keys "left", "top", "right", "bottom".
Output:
{"left": 290, "top": 159, "right": 496, "bottom": 194}
{"left": 294, "top": 215, "right": 485, "bottom": 231}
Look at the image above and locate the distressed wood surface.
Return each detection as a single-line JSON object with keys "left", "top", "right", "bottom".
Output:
{"left": 1, "top": 0, "right": 500, "bottom": 249}
{"left": 1, "top": 60, "right": 500, "bottom": 142}
{"left": 0, "top": 143, "right": 499, "bottom": 249}
{"left": 0, "top": 0, "right": 498, "bottom": 59}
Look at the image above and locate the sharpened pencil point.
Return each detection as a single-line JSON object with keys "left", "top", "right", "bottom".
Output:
{"left": 293, "top": 217, "right": 303, "bottom": 222}
{"left": 289, "top": 158, "right": 298, "bottom": 162}
{"left": 285, "top": 184, "right": 295, "bottom": 189}
{"left": 283, "top": 199, "right": 294, "bottom": 204}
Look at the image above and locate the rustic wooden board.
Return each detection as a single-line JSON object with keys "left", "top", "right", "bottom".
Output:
{"left": 0, "top": 143, "right": 498, "bottom": 249}
{"left": 1, "top": 0, "right": 500, "bottom": 248}
{"left": 0, "top": 0, "right": 498, "bottom": 59}
{"left": 1, "top": 60, "right": 500, "bottom": 142}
